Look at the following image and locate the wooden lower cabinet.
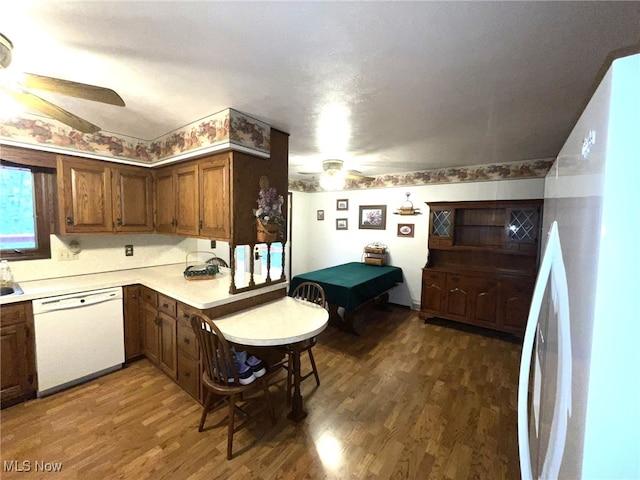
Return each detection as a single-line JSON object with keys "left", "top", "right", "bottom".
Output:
{"left": 1, "top": 302, "right": 36, "bottom": 408}
{"left": 139, "top": 286, "right": 201, "bottom": 403}
{"left": 123, "top": 285, "right": 144, "bottom": 361}
{"left": 420, "top": 268, "right": 533, "bottom": 336}
{"left": 141, "top": 287, "right": 177, "bottom": 381}
{"left": 500, "top": 279, "right": 535, "bottom": 334}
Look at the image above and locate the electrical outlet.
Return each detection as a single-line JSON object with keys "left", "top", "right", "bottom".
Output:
{"left": 125, "top": 245, "right": 134, "bottom": 256}
{"left": 55, "top": 249, "right": 78, "bottom": 261}
{"left": 210, "top": 240, "right": 216, "bottom": 249}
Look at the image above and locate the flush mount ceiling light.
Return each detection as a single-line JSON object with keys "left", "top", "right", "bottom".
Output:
{"left": 0, "top": 32, "right": 125, "bottom": 133}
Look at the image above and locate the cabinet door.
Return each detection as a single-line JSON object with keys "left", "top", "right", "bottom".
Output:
{"left": 446, "top": 274, "right": 471, "bottom": 319}
{"left": 57, "top": 156, "right": 112, "bottom": 233}
{"left": 1, "top": 323, "right": 29, "bottom": 403}
{"left": 177, "top": 350, "right": 201, "bottom": 401}
{"left": 155, "top": 167, "right": 176, "bottom": 233}
{"left": 199, "top": 158, "right": 230, "bottom": 239}
{"left": 175, "top": 164, "right": 199, "bottom": 236}
{"left": 123, "top": 285, "right": 143, "bottom": 361}
{"left": 469, "top": 277, "right": 500, "bottom": 327}
{"left": 0, "top": 302, "right": 34, "bottom": 406}
{"left": 112, "top": 166, "right": 154, "bottom": 232}
{"left": 501, "top": 280, "right": 534, "bottom": 335}
{"left": 158, "top": 312, "right": 177, "bottom": 380}
{"left": 421, "top": 270, "right": 446, "bottom": 314}
{"left": 142, "top": 302, "right": 159, "bottom": 365}
{"left": 429, "top": 207, "right": 454, "bottom": 247}
{"left": 505, "top": 207, "right": 540, "bottom": 254}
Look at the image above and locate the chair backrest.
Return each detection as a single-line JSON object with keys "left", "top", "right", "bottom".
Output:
{"left": 190, "top": 313, "right": 238, "bottom": 386}
{"left": 290, "top": 281, "right": 326, "bottom": 308}
{"left": 207, "top": 257, "right": 229, "bottom": 268}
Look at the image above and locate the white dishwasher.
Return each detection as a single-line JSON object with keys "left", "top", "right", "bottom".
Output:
{"left": 32, "top": 287, "right": 125, "bottom": 397}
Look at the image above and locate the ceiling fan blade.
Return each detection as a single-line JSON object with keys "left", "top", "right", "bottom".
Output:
{"left": 21, "top": 73, "right": 125, "bottom": 106}
{"left": 1, "top": 86, "right": 101, "bottom": 133}
{"left": 346, "top": 170, "right": 374, "bottom": 181}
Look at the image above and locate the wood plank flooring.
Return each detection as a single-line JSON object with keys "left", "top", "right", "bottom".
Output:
{"left": 0, "top": 306, "right": 522, "bottom": 479}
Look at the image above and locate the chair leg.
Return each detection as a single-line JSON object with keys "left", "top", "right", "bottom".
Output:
{"left": 308, "top": 349, "right": 320, "bottom": 386}
{"left": 263, "top": 384, "right": 277, "bottom": 425}
{"left": 199, "top": 390, "right": 213, "bottom": 432}
{"left": 227, "top": 393, "right": 236, "bottom": 460}
{"left": 286, "top": 353, "right": 293, "bottom": 405}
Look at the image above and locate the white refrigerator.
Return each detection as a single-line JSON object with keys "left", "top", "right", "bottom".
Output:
{"left": 518, "top": 53, "right": 640, "bottom": 479}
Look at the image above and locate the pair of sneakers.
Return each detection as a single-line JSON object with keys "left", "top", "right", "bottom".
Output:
{"left": 233, "top": 350, "right": 266, "bottom": 385}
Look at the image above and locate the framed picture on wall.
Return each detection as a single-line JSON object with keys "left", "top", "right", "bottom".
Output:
{"left": 336, "top": 199, "right": 349, "bottom": 211}
{"left": 317, "top": 210, "right": 325, "bottom": 221}
{"left": 397, "top": 223, "right": 415, "bottom": 237}
{"left": 358, "top": 205, "right": 387, "bottom": 230}
{"left": 336, "top": 218, "right": 348, "bottom": 230}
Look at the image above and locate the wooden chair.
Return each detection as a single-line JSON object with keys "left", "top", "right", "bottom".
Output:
{"left": 282, "top": 282, "right": 326, "bottom": 403}
{"left": 190, "top": 313, "right": 277, "bottom": 460}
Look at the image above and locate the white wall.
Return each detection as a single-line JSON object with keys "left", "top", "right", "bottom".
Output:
{"left": 10, "top": 234, "right": 197, "bottom": 282}
{"left": 290, "top": 178, "right": 545, "bottom": 309}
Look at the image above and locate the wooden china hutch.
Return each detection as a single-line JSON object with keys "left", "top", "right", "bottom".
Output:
{"left": 420, "top": 199, "right": 543, "bottom": 337}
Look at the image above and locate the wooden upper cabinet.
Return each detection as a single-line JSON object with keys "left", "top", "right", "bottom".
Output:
{"left": 154, "top": 163, "right": 199, "bottom": 236}
{"left": 175, "top": 164, "right": 199, "bottom": 236}
{"left": 199, "top": 156, "right": 230, "bottom": 240}
{"left": 58, "top": 156, "right": 113, "bottom": 233}
{"left": 154, "top": 156, "right": 231, "bottom": 240}
{"left": 112, "top": 165, "right": 154, "bottom": 232}
{"left": 58, "top": 155, "right": 153, "bottom": 234}
{"left": 155, "top": 167, "right": 176, "bottom": 234}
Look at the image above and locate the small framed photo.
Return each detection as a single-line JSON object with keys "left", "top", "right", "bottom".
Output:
{"left": 336, "top": 199, "right": 349, "bottom": 211}
{"left": 358, "top": 205, "right": 387, "bottom": 230}
{"left": 317, "top": 210, "right": 325, "bottom": 221}
{"left": 397, "top": 223, "right": 415, "bottom": 237}
{"left": 336, "top": 218, "right": 348, "bottom": 230}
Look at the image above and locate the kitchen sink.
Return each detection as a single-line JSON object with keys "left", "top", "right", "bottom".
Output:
{"left": 0, "top": 283, "right": 24, "bottom": 297}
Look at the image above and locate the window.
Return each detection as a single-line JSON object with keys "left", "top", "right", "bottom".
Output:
{"left": 0, "top": 162, "right": 54, "bottom": 260}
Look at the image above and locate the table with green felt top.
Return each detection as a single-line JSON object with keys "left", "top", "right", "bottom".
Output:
{"left": 289, "top": 262, "right": 403, "bottom": 334}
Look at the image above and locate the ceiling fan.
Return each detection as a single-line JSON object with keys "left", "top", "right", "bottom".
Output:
{"left": 299, "top": 159, "right": 375, "bottom": 183}
{"left": 0, "top": 32, "right": 125, "bottom": 134}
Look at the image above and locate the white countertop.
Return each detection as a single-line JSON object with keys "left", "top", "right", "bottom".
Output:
{"left": 213, "top": 296, "right": 329, "bottom": 346}
{"left": 0, "top": 264, "right": 287, "bottom": 309}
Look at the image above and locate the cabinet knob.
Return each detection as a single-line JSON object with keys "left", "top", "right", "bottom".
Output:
{"left": 162, "top": 303, "right": 169, "bottom": 308}
{"left": 183, "top": 337, "right": 190, "bottom": 344}
{"left": 116, "top": 218, "right": 122, "bottom": 226}
{"left": 66, "top": 216, "right": 73, "bottom": 225}
{"left": 183, "top": 313, "right": 190, "bottom": 319}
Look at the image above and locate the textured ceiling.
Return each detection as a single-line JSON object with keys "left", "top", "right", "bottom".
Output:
{"left": 1, "top": 1, "right": 638, "bottom": 179}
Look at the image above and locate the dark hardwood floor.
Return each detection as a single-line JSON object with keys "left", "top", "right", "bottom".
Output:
{"left": 0, "top": 306, "right": 522, "bottom": 479}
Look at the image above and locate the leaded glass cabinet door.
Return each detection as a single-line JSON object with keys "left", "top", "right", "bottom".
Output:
{"left": 428, "top": 206, "right": 454, "bottom": 247}
{"left": 506, "top": 206, "right": 540, "bottom": 254}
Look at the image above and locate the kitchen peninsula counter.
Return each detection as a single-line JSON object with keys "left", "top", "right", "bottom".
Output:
{"left": 0, "top": 264, "right": 286, "bottom": 309}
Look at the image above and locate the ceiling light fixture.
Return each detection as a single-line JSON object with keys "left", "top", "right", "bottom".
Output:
{"left": 320, "top": 159, "right": 346, "bottom": 190}
{"left": 0, "top": 33, "right": 12, "bottom": 69}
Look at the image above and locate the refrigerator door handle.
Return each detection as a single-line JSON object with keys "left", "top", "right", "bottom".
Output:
{"left": 518, "top": 221, "right": 573, "bottom": 480}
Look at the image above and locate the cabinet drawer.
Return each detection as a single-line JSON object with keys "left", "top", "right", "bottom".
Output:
{"left": 0, "top": 303, "right": 28, "bottom": 327}
{"left": 177, "top": 349, "right": 200, "bottom": 401}
{"left": 177, "top": 321, "right": 198, "bottom": 358}
{"left": 157, "top": 294, "right": 177, "bottom": 317}
{"left": 177, "top": 302, "right": 198, "bottom": 326}
{"left": 140, "top": 286, "right": 157, "bottom": 307}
